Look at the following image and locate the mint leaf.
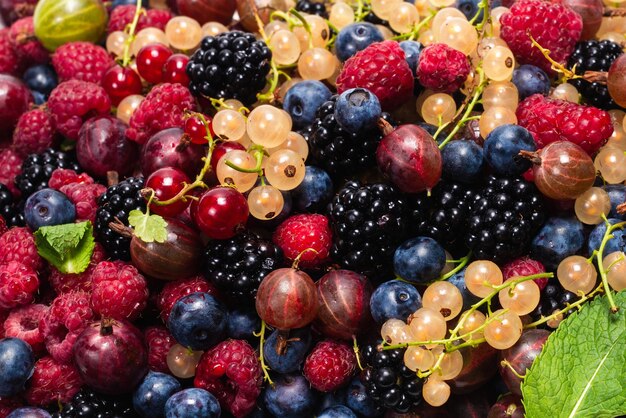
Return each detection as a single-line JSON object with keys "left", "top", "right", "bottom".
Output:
{"left": 128, "top": 210, "right": 167, "bottom": 243}
{"left": 34, "top": 221, "right": 95, "bottom": 274}
{"left": 522, "top": 292, "right": 626, "bottom": 418}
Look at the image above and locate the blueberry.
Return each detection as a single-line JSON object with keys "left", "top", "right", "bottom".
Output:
{"left": 292, "top": 166, "right": 334, "bottom": 212}
{"left": 23, "top": 65, "right": 57, "bottom": 97}
{"left": 283, "top": 80, "right": 332, "bottom": 128}
{"left": 6, "top": 408, "right": 51, "bottom": 418}
{"left": 399, "top": 41, "right": 423, "bottom": 74}
{"left": 334, "top": 88, "right": 381, "bottom": 134}
{"left": 227, "top": 308, "right": 261, "bottom": 341}
{"left": 418, "top": 122, "right": 438, "bottom": 136}
{"left": 345, "top": 378, "right": 384, "bottom": 418}
{"left": 512, "top": 64, "right": 550, "bottom": 99}
{"left": 531, "top": 217, "right": 585, "bottom": 270}
{"left": 133, "top": 371, "right": 181, "bottom": 418}
{"left": 263, "top": 374, "right": 318, "bottom": 418}
{"left": 0, "top": 338, "right": 35, "bottom": 397}
{"left": 32, "top": 91, "right": 47, "bottom": 105}
{"left": 588, "top": 218, "right": 626, "bottom": 255}
{"left": 167, "top": 292, "right": 226, "bottom": 351}
{"left": 165, "top": 388, "right": 221, "bottom": 418}
{"left": 319, "top": 391, "right": 347, "bottom": 412}
{"left": 263, "top": 327, "right": 311, "bottom": 373}
{"left": 447, "top": 269, "right": 480, "bottom": 311}
{"left": 393, "top": 237, "right": 446, "bottom": 283}
{"left": 370, "top": 279, "right": 422, "bottom": 323}
{"left": 335, "top": 23, "right": 384, "bottom": 62}
{"left": 483, "top": 124, "right": 536, "bottom": 176}
{"left": 318, "top": 405, "right": 358, "bottom": 418}
{"left": 441, "top": 139, "right": 484, "bottom": 183}
{"left": 455, "top": 0, "right": 482, "bottom": 20}
{"left": 603, "top": 185, "right": 626, "bottom": 220}
{"left": 24, "top": 188, "right": 76, "bottom": 230}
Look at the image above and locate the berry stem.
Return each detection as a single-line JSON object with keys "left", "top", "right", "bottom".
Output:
{"left": 254, "top": 320, "right": 274, "bottom": 385}
{"left": 120, "top": 0, "right": 146, "bottom": 67}
{"left": 527, "top": 33, "right": 581, "bottom": 83}
{"left": 596, "top": 216, "right": 626, "bottom": 313}
{"left": 500, "top": 359, "right": 526, "bottom": 379}
{"left": 518, "top": 149, "right": 542, "bottom": 165}
{"left": 435, "top": 251, "right": 472, "bottom": 282}
{"left": 353, "top": 336, "right": 364, "bottom": 371}
{"left": 291, "top": 248, "right": 320, "bottom": 269}
{"left": 391, "top": 12, "right": 436, "bottom": 41}
{"left": 225, "top": 148, "right": 265, "bottom": 174}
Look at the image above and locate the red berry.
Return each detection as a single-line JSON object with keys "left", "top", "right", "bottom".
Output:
{"left": 210, "top": 142, "right": 245, "bottom": 172}
{"left": 157, "top": 275, "right": 219, "bottom": 322}
{"left": 0, "top": 28, "right": 20, "bottom": 75}
{"left": 502, "top": 256, "right": 548, "bottom": 290}
{"left": 416, "top": 43, "right": 471, "bottom": 93}
{"left": 194, "top": 187, "right": 249, "bottom": 239}
{"left": 194, "top": 339, "right": 262, "bottom": 418}
{"left": 51, "top": 41, "right": 113, "bottom": 84}
{"left": 8, "top": 17, "right": 48, "bottom": 68}
{"left": 11, "top": 108, "right": 57, "bottom": 157}
{"left": 48, "top": 243, "right": 106, "bottom": 294}
{"left": 90, "top": 260, "right": 149, "bottom": 321}
{"left": 144, "top": 326, "right": 176, "bottom": 374}
{"left": 3, "top": 304, "right": 47, "bottom": 353}
{"left": 102, "top": 65, "right": 143, "bottom": 106}
{"left": 24, "top": 356, "right": 83, "bottom": 406}
{"left": 107, "top": 5, "right": 173, "bottom": 34}
{"left": 303, "top": 340, "right": 357, "bottom": 392}
{"left": 59, "top": 182, "right": 107, "bottom": 223}
{"left": 0, "top": 148, "right": 23, "bottom": 197}
{"left": 0, "top": 396, "right": 23, "bottom": 417}
{"left": 146, "top": 167, "right": 191, "bottom": 217}
{"left": 184, "top": 115, "right": 215, "bottom": 145}
{"left": 0, "top": 227, "right": 41, "bottom": 270}
{"left": 162, "top": 53, "right": 190, "bottom": 86}
{"left": 48, "top": 168, "right": 94, "bottom": 190}
{"left": 0, "top": 261, "right": 38, "bottom": 310}
{"left": 137, "top": 43, "right": 173, "bottom": 84}
{"left": 273, "top": 214, "right": 332, "bottom": 269}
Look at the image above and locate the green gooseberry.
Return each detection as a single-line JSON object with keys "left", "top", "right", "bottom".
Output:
{"left": 33, "top": 0, "right": 108, "bottom": 52}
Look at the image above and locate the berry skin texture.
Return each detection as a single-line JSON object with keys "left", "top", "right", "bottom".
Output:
{"left": 500, "top": 0, "right": 582, "bottom": 74}
{"left": 12, "top": 108, "right": 57, "bottom": 158}
{"left": 502, "top": 256, "right": 547, "bottom": 290}
{"left": 516, "top": 94, "right": 613, "bottom": 154}
{"left": 144, "top": 326, "right": 175, "bottom": 374}
{"left": 90, "top": 261, "right": 149, "bottom": 321}
{"left": 24, "top": 356, "right": 83, "bottom": 406}
{"left": 303, "top": 340, "right": 357, "bottom": 392}
{"left": 157, "top": 275, "right": 218, "bottom": 322}
{"left": 416, "top": 43, "right": 471, "bottom": 93}
{"left": 3, "top": 304, "right": 47, "bottom": 354}
{"left": 107, "top": 5, "right": 173, "bottom": 34}
{"left": 0, "top": 29, "right": 20, "bottom": 75}
{"left": 194, "top": 339, "right": 262, "bottom": 418}
{"left": 48, "top": 243, "right": 106, "bottom": 294}
{"left": 0, "top": 227, "right": 42, "bottom": 271}
{"left": 59, "top": 182, "right": 107, "bottom": 223}
{"left": 47, "top": 80, "right": 112, "bottom": 141}
{"left": 273, "top": 214, "right": 332, "bottom": 269}
{"left": 52, "top": 42, "right": 114, "bottom": 84}
{"left": 8, "top": 17, "right": 48, "bottom": 67}
{"left": 48, "top": 168, "right": 94, "bottom": 190}
{"left": 0, "top": 148, "right": 23, "bottom": 197}
{"left": 336, "top": 40, "right": 414, "bottom": 111}
{"left": 126, "top": 83, "right": 196, "bottom": 145}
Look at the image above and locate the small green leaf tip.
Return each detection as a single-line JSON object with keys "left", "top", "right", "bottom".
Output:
{"left": 128, "top": 209, "right": 168, "bottom": 243}
{"left": 34, "top": 221, "right": 95, "bottom": 274}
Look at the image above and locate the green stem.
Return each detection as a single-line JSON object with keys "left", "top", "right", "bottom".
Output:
{"left": 435, "top": 251, "right": 472, "bottom": 282}
{"left": 254, "top": 321, "right": 274, "bottom": 385}
{"left": 596, "top": 217, "right": 626, "bottom": 313}
{"left": 391, "top": 12, "right": 435, "bottom": 41}
{"left": 225, "top": 149, "right": 264, "bottom": 173}
{"left": 353, "top": 336, "right": 364, "bottom": 371}
{"left": 121, "top": 0, "right": 144, "bottom": 67}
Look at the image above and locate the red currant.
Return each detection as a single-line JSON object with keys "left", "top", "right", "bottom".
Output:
{"left": 102, "top": 65, "right": 142, "bottom": 106}
{"left": 136, "top": 44, "right": 173, "bottom": 84}
{"left": 163, "top": 54, "right": 190, "bottom": 86}
{"left": 184, "top": 115, "right": 215, "bottom": 145}
{"left": 210, "top": 142, "right": 245, "bottom": 172}
{"left": 146, "top": 167, "right": 191, "bottom": 217}
{"left": 193, "top": 187, "right": 249, "bottom": 239}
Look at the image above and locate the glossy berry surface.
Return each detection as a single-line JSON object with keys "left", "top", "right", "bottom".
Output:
{"left": 24, "top": 188, "right": 75, "bottom": 230}
{"left": 167, "top": 292, "right": 226, "bottom": 350}
{"left": 194, "top": 187, "right": 249, "bottom": 239}
{"left": 136, "top": 43, "right": 173, "bottom": 84}
{"left": 0, "top": 337, "right": 35, "bottom": 397}
{"left": 335, "top": 22, "right": 383, "bottom": 62}
{"left": 283, "top": 80, "right": 332, "bottom": 129}
{"left": 146, "top": 167, "right": 191, "bottom": 217}
{"left": 102, "top": 65, "right": 143, "bottom": 106}
{"left": 370, "top": 279, "right": 422, "bottom": 324}
{"left": 164, "top": 388, "right": 221, "bottom": 418}
{"left": 133, "top": 371, "right": 181, "bottom": 418}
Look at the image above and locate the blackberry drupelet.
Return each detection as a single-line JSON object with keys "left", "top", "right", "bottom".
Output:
{"left": 361, "top": 343, "right": 423, "bottom": 413}
{"left": 302, "top": 96, "right": 393, "bottom": 181}
{"left": 0, "top": 183, "right": 24, "bottom": 227}
{"left": 15, "top": 148, "right": 81, "bottom": 198}
{"left": 94, "top": 177, "right": 145, "bottom": 261}
{"left": 295, "top": 0, "right": 328, "bottom": 17}
{"left": 186, "top": 31, "right": 272, "bottom": 106}
{"left": 465, "top": 175, "right": 545, "bottom": 264}
{"left": 204, "top": 231, "right": 284, "bottom": 304}
{"left": 531, "top": 278, "right": 577, "bottom": 322}
{"left": 329, "top": 181, "right": 409, "bottom": 278}
{"left": 52, "top": 388, "right": 139, "bottom": 418}
{"left": 568, "top": 40, "right": 624, "bottom": 109}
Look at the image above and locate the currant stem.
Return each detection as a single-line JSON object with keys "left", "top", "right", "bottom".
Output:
{"left": 596, "top": 216, "right": 626, "bottom": 313}
{"left": 353, "top": 336, "right": 364, "bottom": 371}
{"left": 120, "top": 0, "right": 145, "bottom": 67}
{"left": 500, "top": 359, "right": 526, "bottom": 379}
{"left": 391, "top": 12, "right": 436, "bottom": 41}
{"left": 254, "top": 320, "right": 274, "bottom": 385}
{"left": 435, "top": 251, "right": 472, "bottom": 282}
{"left": 225, "top": 149, "right": 264, "bottom": 174}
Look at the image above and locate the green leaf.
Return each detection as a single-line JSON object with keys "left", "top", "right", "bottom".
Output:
{"left": 34, "top": 221, "right": 95, "bottom": 274}
{"left": 128, "top": 209, "right": 167, "bottom": 243}
{"left": 522, "top": 291, "right": 626, "bottom": 418}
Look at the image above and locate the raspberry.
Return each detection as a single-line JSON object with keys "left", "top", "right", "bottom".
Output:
{"left": 47, "top": 80, "right": 112, "bottom": 141}
{"left": 12, "top": 108, "right": 57, "bottom": 157}
{"left": 157, "top": 275, "right": 218, "bottom": 322}
{"left": 48, "top": 168, "right": 94, "bottom": 190}
{"left": 24, "top": 356, "right": 83, "bottom": 406}
{"left": 0, "top": 310, "right": 7, "bottom": 338}
{"left": 416, "top": 43, "right": 471, "bottom": 93}
{"left": 336, "top": 40, "right": 414, "bottom": 110}
{"left": 90, "top": 260, "right": 149, "bottom": 321}
{"left": 3, "top": 304, "right": 47, "bottom": 353}
{"left": 48, "top": 243, "right": 106, "bottom": 294}
{"left": 52, "top": 42, "right": 114, "bottom": 84}
{"left": 0, "top": 29, "right": 19, "bottom": 75}
{"left": 107, "top": 5, "right": 173, "bottom": 34}
{"left": 500, "top": 0, "right": 582, "bottom": 74}
{"left": 145, "top": 326, "right": 176, "bottom": 374}
{"left": 39, "top": 291, "right": 95, "bottom": 364}
{"left": 273, "top": 214, "right": 332, "bottom": 269}
{"left": 0, "top": 227, "right": 42, "bottom": 271}
{"left": 59, "top": 182, "right": 107, "bottom": 223}
{"left": 8, "top": 17, "right": 48, "bottom": 67}
{"left": 0, "top": 148, "right": 23, "bottom": 197}
{"left": 194, "top": 339, "right": 262, "bottom": 418}
{"left": 303, "top": 340, "right": 356, "bottom": 392}
{"left": 126, "top": 83, "right": 196, "bottom": 145}
{"left": 0, "top": 217, "right": 6, "bottom": 236}
{"left": 502, "top": 256, "right": 547, "bottom": 290}
{"left": 0, "top": 396, "right": 23, "bottom": 418}
{"left": 516, "top": 94, "right": 613, "bottom": 154}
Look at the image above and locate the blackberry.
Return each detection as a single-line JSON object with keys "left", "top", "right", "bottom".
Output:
{"left": 204, "top": 231, "right": 283, "bottom": 304}
{"left": 94, "top": 177, "right": 145, "bottom": 261}
{"left": 186, "top": 31, "right": 272, "bottom": 106}
{"left": 567, "top": 40, "right": 624, "bottom": 109}
{"left": 361, "top": 343, "right": 423, "bottom": 413}
{"left": 295, "top": 0, "right": 328, "bottom": 17}
{"left": 329, "top": 181, "right": 409, "bottom": 278}
{"left": 464, "top": 175, "right": 545, "bottom": 264}
{"left": 302, "top": 96, "right": 393, "bottom": 181}
{"left": 0, "top": 183, "right": 24, "bottom": 227}
{"left": 14, "top": 148, "right": 81, "bottom": 198}
{"left": 52, "top": 388, "right": 138, "bottom": 418}
{"left": 531, "top": 278, "right": 577, "bottom": 322}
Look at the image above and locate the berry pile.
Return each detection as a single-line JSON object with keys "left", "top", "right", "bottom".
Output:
{"left": 1, "top": 0, "right": 626, "bottom": 416}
